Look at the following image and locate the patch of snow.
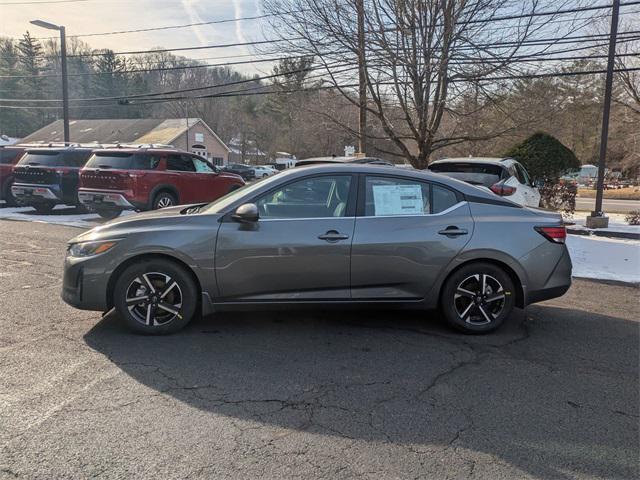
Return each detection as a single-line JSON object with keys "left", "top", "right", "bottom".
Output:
{"left": 566, "top": 235, "right": 640, "bottom": 284}
{"left": 567, "top": 211, "right": 640, "bottom": 234}
{"left": 0, "top": 204, "right": 133, "bottom": 228}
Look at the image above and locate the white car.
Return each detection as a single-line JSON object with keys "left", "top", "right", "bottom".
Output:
{"left": 428, "top": 157, "right": 541, "bottom": 207}
{"left": 252, "top": 165, "right": 278, "bottom": 178}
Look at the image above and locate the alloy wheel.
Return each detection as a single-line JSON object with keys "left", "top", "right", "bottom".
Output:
{"left": 454, "top": 274, "right": 506, "bottom": 325}
{"left": 157, "top": 196, "right": 174, "bottom": 208}
{"left": 125, "top": 272, "right": 183, "bottom": 326}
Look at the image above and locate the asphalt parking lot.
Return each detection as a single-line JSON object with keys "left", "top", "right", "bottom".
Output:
{"left": 0, "top": 219, "right": 638, "bottom": 480}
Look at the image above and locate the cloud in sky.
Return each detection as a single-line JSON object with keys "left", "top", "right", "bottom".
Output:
{"left": 0, "top": 0, "right": 273, "bottom": 74}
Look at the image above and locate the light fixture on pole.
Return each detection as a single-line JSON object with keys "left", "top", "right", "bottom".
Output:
{"left": 30, "top": 19, "right": 70, "bottom": 144}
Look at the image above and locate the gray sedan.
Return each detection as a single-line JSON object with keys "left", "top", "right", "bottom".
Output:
{"left": 62, "top": 164, "right": 571, "bottom": 335}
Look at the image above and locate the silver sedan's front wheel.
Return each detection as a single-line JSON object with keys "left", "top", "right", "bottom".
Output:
{"left": 441, "top": 263, "right": 515, "bottom": 334}
{"left": 114, "top": 259, "right": 198, "bottom": 335}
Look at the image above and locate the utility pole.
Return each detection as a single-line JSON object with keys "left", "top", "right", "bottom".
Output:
{"left": 356, "top": 0, "right": 367, "bottom": 156}
{"left": 588, "top": 0, "right": 620, "bottom": 229}
{"left": 30, "top": 20, "right": 69, "bottom": 143}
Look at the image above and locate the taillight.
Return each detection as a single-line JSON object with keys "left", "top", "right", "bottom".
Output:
{"left": 490, "top": 181, "right": 516, "bottom": 196}
{"left": 535, "top": 226, "right": 567, "bottom": 244}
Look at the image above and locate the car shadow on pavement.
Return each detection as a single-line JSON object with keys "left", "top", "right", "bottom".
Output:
{"left": 84, "top": 305, "right": 639, "bottom": 479}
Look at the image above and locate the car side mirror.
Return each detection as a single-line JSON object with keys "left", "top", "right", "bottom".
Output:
{"left": 232, "top": 203, "right": 259, "bottom": 223}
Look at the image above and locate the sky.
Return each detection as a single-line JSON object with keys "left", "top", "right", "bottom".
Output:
{"left": 0, "top": 0, "right": 271, "bottom": 75}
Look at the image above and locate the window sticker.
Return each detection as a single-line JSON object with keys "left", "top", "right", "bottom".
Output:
{"left": 372, "top": 184, "right": 424, "bottom": 216}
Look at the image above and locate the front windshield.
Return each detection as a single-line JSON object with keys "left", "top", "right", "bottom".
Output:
{"left": 203, "top": 175, "right": 275, "bottom": 214}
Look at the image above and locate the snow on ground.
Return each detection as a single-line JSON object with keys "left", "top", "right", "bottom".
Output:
{"left": 566, "top": 234, "right": 640, "bottom": 284}
{"left": 0, "top": 205, "right": 133, "bottom": 228}
{"left": 568, "top": 211, "right": 640, "bottom": 235}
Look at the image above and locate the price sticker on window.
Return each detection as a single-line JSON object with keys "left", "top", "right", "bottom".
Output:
{"left": 372, "top": 184, "right": 424, "bottom": 216}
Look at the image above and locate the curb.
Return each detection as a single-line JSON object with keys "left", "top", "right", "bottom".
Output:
{"left": 567, "top": 228, "right": 640, "bottom": 241}
{"left": 573, "top": 276, "right": 640, "bottom": 288}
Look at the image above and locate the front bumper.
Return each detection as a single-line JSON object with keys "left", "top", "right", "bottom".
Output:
{"left": 78, "top": 190, "right": 135, "bottom": 210}
{"left": 61, "top": 252, "right": 110, "bottom": 311}
{"left": 11, "top": 183, "right": 61, "bottom": 203}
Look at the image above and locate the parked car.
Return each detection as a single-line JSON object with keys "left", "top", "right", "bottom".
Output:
{"left": 252, "top": 165, "right": 278, "bottom": 178}
{"left": 11, "top": 145, "right": 94, "bottom": 213}
{"left": 428, "top": 157, "right": 541, "bottom": 207}
{"left": 78, "top": 147, "right": 245, "bottom": 219}
{"left": 221, "top": 163, "right": 255, "bottom": 180}
{"left": 296, "top": 156, "right": 394, "bottom": 167}
{"left": 62, "top": 164, "right": 571, "bottom": 336}
{"left": 0, "top": 146, "right": 26, "bottom": 206}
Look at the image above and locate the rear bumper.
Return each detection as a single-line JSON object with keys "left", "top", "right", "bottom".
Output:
{"left": 524, "top": 246, "right": 572, "bottom": 305}
{"left": 11, "top": 183, "right": 61, "bottom": 203}
{"left": 78, "top": 189, "right": 135, "bottom": 210}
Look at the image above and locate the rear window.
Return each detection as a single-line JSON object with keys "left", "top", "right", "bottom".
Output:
{"left": 85, "top": 152, "right": 160, "bottom": 170}
{"left": 429, "top": 163, "right": 504, "bottom": 187}
{"left": 0, "top": 149, "right": 22, "bottom": 164}
{"left": 18, "top": 150, "right": 91, "bottom": 167}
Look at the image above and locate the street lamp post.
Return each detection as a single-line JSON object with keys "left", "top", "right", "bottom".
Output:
{"left": 30, "top": 20, "right": 70, "bottom": 143}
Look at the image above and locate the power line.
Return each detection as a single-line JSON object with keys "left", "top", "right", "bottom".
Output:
{"left": 0, "top": 0, "right": 89, "bottom": 4}
{"left": 461, "top": 0, "right": 640, "bottom": 24}
{"left": 3, "top": 65, "right": 639, "bottom": 110}
{"left": 6, "top": 46, "right": 639, "bottom": 103}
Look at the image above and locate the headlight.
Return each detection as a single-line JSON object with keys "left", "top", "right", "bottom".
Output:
{"left": 68, "top": 240, "right": 119, "bottom": 257}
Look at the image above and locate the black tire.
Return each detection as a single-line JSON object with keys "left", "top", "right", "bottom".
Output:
{"left": 3, "top": 180, "right": 18, "bottom": 206}
{"left": 96, "top": 208, "right": 122, "bottom": 219}
{"left": 113, "top": 259, "right": 198, "bottom": 335}
{"left": 33, "top": 203, "right": 55, "bottom": 214}
{"left": 152, "top": 191, "right": 177, "bottom": 210}
{"left": 440, "top": 262, "right": 516, "bottom": 334}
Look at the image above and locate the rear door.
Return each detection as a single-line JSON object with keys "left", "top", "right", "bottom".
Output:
{"left": 351, "top": 174, "right": 473, "bottom": 299}
{"left": 215, "top": 174, "right": 356, "bottom": 301}
{"left": 166, "top": 154, "right": 198, "bottom": 204}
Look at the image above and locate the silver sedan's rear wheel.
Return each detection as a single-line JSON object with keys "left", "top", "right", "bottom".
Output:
{"left": 441, "top": 263, "right": 515, "bottom": 334}
{"left": 114, "top": 259, "right": 198, "bottom": 335}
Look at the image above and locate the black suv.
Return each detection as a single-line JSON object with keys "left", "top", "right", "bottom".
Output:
{"left": 11, "top": 145, "right": 94, "bottom": 213}
{"left": 221, "top": 163, "right": 255, "bottom": 180}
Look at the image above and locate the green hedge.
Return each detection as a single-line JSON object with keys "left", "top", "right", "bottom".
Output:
{"left": 505, "top": 132, "right": 580, "bottom": 182}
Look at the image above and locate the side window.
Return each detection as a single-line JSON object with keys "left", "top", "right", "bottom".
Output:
{"left": 131, "top": 154, "right": 160, "bottom": 170}
{"left": 365, "top": 176, "right": 431, "bottom": 216}
{"left": 167, "top": 154, "right": 196, "bottom": 172}
{"left": 432, "top": 185, "right": 459, "bottom": 213}
{"left": 255, "top": 175, "right": 352, "bottom": 219}
{"left": 511, "top": 164, "right": 526, "bottom": 184}
{"left": 192, "top": 157, "right": 215, "bottom": 173}
{"left": 516, "top": 163, "right": 531, "bottom": 185}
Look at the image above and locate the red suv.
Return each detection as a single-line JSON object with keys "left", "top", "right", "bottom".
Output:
{"left": 0, "top": 146, "right": 26, "bottom": 206}
{"left": 78, "top": 147, "right": 245, "bottom": 218}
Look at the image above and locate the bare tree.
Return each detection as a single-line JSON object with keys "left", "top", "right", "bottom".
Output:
{"left": 265, "top": 0, "right": 594, "bottom": 168}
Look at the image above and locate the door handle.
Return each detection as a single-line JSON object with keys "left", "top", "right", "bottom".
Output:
{"left": 318, "top": 230, "right": 350, "bottom": 242}
{"left": 438, "top": 226, "right": 468, "bottom": 237}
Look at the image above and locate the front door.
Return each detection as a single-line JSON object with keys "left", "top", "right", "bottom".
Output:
{"left": 214, "top": 174, "right": 355, "bottom": 301}
{"left": 351, "top": 175, "right": 474, "bottom": 299}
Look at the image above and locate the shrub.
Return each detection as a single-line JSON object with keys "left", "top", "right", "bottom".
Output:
{"left": 539, "top": 180, "right": 577, "bottom": 215}
{"left": 625, "top": 210, "right": 640, "bottom": 226}
{"left": 506, "top": 132, "right": 580, "bottom": 214}
{"left": 505, "top": 132, "right": 581, "bottom": 182}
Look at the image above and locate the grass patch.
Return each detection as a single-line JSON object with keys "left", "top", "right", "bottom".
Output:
{"left": 578, "top": 187, "right": 640, "bottom": 200}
